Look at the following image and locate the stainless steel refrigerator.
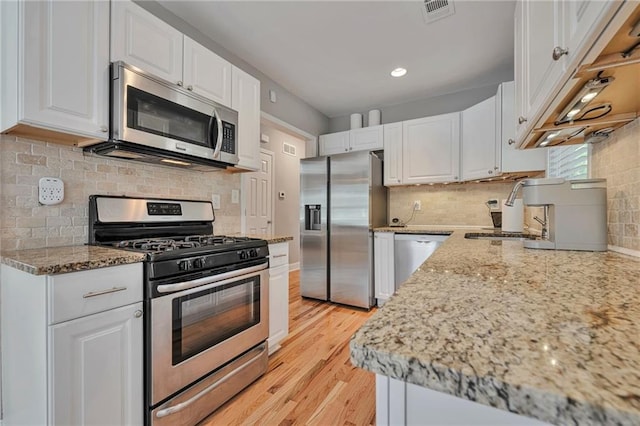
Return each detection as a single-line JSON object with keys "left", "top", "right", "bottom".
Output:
{"left": 300, "top": 150, "right": 387, "bottom": 309}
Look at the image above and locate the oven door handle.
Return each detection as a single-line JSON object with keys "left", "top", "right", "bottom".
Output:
{"left": 208, "top": 105, "right": 223, "bottom": 160}
{"left": 155, "top": 345, "right": 265, "bottom": 418}
{"left": 156, "top": 262, "right": 268, "bottom": 294}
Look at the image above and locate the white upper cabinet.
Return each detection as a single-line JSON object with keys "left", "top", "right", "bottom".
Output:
{"left": 402, "top": 112, "right": 460, "bottom": 184}
{"left": 232, "top": 66, "right": 261, "bottom": 171}
{"left": 514, "top": 0, "right": 566, "bottom": 143}
{"left": 498, "top": 82, "right": 547, "bottom": 173}
{"left": 319, "top": 131, "right": 350, "bottom": 155}
{"left": 1, "top": 0, "right": 110, "bottom": 141}
{"left": 350, "top": 125, "right": 384, "bottom": 152}
{"left": 318, "top": 125, "right": 383, "bottom": 156}
{"left": 111, "top": 0, "right": 183, "bottom": 84}
{"left": 183, "top": 36, "right": 232, "bottom": 106}
{"left": 461, "top": 96, "right": 499, "bottom": 181}
{"left": 111, "top": 0, "right": 233, "bottom": 108}
{"left": 383, "top": 123, "right": 402, "bottom": 186}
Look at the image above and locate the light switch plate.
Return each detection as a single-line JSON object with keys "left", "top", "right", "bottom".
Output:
{"left": 231, "top": 189, "right": 239, "bottom": 204}
{"left": 38, "top": 177, "right": 64, "bottom": 205}
{"left": 211, "top": 194, "right": 221, "bottom": 209}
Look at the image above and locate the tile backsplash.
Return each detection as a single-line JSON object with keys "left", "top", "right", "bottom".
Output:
{"left": 0, "top": 135, "right": 241, "bottom": 251}
{"left": 591, "top": 118, "right": 640, "bottom": 252}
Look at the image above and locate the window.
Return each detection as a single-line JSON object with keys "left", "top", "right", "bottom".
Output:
{"left": 547, "top": 144, "right": 589, "bottom": 179}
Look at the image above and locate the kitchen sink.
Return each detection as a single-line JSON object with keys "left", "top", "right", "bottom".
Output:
{"left": 464, "top": 232, "right": 538, "bottom": 241}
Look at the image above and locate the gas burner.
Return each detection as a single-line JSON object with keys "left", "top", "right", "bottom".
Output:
{"left": 114, "top": 238, "right": 202, "bottom": 253}
{"left": 184, "top": 235, "right": 251, "bottom": 246}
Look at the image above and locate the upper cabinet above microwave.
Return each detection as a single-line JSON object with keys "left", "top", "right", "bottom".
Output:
{"left": 111, "top": 0, "right": 232, "bottom": 107}
{"left": 0, "top": 0, "right": 110, "bottom": 145}
{"left": 514, "top": 0, "right": 640, "bottom": 148}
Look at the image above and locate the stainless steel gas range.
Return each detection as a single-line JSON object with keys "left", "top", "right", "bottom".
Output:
{"left": 89, "top": 195, "right": 269, "bottom": 426}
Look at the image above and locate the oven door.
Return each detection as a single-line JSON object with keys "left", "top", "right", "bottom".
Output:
{"left": 150, "top": 262, "right": 268, "bottom": 405}
{"left": 112, "top": 62, "right": 238, "bottom": 164}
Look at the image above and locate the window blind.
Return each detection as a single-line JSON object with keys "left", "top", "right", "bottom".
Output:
{"left": 547, "top": 144, "right": 589, "bottom": 179}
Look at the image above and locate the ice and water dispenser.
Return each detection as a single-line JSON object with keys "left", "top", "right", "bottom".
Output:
{"left": 304, "top": 205, "right": 322, "bottom": 231}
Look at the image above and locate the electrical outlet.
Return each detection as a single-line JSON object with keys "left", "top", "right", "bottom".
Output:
{"left": 211, "top": 194, "right": 221, "bottom": 209}
{"left": 413, "top": 200, "right": 421, "bottom": 211}
{"left": 38, "top": 177, "right": 64, "bottom": 205}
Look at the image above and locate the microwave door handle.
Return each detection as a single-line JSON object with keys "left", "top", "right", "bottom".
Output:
{"left": 209, "top": 106, "right": 223, "bottom": 160}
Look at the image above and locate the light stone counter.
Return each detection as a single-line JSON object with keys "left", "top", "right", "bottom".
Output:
{"left": 0, "top": 245, "right": 145, "bottom": 275}
{"left": 235, "top": 234, "right": 294, "bottom": 244}
{"left": 351, "top": 228, "right": 640, "bottom": 425}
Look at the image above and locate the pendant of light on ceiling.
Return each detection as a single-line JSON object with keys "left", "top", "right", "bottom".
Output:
{"left": 391, "top": 67, "right": 407, "bottom": 77}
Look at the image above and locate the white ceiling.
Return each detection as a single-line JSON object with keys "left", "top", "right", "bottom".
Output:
{"left": 157, "top": 1, "right": 516, "bottom": 118}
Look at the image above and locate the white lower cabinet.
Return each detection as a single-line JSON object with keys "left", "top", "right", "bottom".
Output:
{"left": 268, "top": 242, "right": 289, "bottom": 354}
{"left": 373, "top": 232, "right": 395, "bottom": 306}
{"left": 51, "top": 303, "right": 143, "bottom": 426}
{"left": 376, "top": 375, "right": 549, "bottom": 425}
{"left": 0, "top": 263, "right": 143, "bottom": 426}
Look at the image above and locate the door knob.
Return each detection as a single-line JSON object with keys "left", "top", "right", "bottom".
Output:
{"left": 552, "top": 46, "right": 569, "bottom": 61}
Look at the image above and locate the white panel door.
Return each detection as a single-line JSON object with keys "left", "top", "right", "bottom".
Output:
{"left": 244, "top": 151, "right": 273, "bottom": 235}
{"left": 111, "top": 0, "right": 183, "bottom": 84}
{"left": 350, "top": 125, "right": 383, "bottom": 152}
{"left": 51, "top": 302, "right": 143, "bottom": 426}
{"left": 318, "top": 131, "right": 350, "bottom": 156}
{"left": 461, "top": 96, "right": 498, "bottom": 181}
{"left": 21, "top": 0, "right": 109, "bottom": 139}
{"left": 402, "top": 112, "right": 460, "bottom": 184}
{"left": 183, "top": 36, "right": 232, "bottom": 106}
{"left": 374, "top": 232, "right": 395, "bottom": 305}
{"left": 232, "top": 66, "right": 261, "bottom": 171}
{"left": 383, "top": 123, "right": 402, "bottom": 186}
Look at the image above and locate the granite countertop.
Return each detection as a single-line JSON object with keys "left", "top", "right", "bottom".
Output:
{"left": 351, "top": 228, "right": 640, "bottom": 425}
{"left": 236, "top": 234, "right": 294, "bottom": 244}
{"left": 0, "top": 245, "right": 145, "bottom": 275}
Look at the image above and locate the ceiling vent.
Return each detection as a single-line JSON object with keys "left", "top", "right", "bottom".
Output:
{"left": 283, "top": 142, "right": 297, "bottom": 157}
{"left": 422, "top": 0, "right": 455, "bottom": 24}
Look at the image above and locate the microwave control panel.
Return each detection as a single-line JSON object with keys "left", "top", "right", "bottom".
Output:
{"left": 221, "top": 122, "right": 236, "bottom": 154}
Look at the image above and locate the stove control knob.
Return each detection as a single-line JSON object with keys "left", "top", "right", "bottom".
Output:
{"left": 193, "top": 258, "right": 205, "bottom": 269}
{"left": 178, "top": 260, "right": 191, "bottom": 271}
{"left": 239, "top": 250, "right": 248, "bottom": 260}
{"left": 249, "top": 249, "right": 258, "bottom": 258}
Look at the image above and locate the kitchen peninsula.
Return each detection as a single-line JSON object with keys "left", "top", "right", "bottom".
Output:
{"left": 351, "top": 229, "right": 640, "bottom": 425}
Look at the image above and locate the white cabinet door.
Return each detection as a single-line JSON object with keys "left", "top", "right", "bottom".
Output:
{"left": 350, "top": 125, "right": 383, "bottom": 152}
{"left": 461, "top": 96, "right": 498, "bottom": 181}
{"left": 232, "top": 66, "right": 261, "bottom": 171}
{"left": 111, "top": 0, "right": 183, "bottom": 85}
{"left": 183, "top": 36, "right": 232, "bottom": 107}
{"left": 374, "top": 232, "right": 395, "bottom": 305}
{"left": 515, "top": 0, "right": 565, "bottom": 143}
{"left": 383, "top": 123, "right": 403, "bottom": 186}
{"left": 268, "top": 243, "right": 289, "bottom": 354}
{"left": 563, "top": 1, "right": 619, "bottom": 64}
{"left": 21, "top": 0, "right": 109, "bottom": 139}
{"left": 319, "top": 131, "right": 350, "bottom": 156}
{"left": 402, "top": 113, "right": 460, "bottom": 184}
{"left": 51, "top": 302, "right": 143, "bottom": 426}
{"left": 499, "top": 82, "right": 547, "bottom": 173}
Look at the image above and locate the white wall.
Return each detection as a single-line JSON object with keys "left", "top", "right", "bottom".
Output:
{"left": 258, "top": 126, "right": 306, "bottom": 267}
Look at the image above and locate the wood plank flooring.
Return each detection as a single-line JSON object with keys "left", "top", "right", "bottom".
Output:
{"left": 199, "top": 270, "right": 377, "bottom": 425}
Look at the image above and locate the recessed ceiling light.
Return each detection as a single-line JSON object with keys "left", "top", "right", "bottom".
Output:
{"left": 390, "top": 67, "right": 407, "bottom": 77}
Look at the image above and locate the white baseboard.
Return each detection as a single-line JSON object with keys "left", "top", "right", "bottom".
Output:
{"left": 289, "top": 262, "right": 299, "bottom": 272}
{"left": 608, "top": 245, "right": 640, "bottom": 258}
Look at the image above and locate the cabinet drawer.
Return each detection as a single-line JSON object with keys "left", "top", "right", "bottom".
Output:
{"left": 269, "top": 243, "right": 289, "bottom": 268}
{"left": 49, "top": 263, "right": 143, "bottom": 324}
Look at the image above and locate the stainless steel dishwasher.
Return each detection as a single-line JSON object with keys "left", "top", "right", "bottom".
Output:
{"left": 394, "top": 233, "right": 449, "bottom": 289}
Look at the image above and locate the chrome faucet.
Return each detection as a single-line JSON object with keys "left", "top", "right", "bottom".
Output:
{"left": 505, "top": 180, "right": 526, "bottom": 207}
{"left": 533, "top": 205, "right": 549, "bottom": 240}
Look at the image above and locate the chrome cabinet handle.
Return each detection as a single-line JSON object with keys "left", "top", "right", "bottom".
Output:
{"left": 272, "top": 254, "right": 287, "bottom": 258}
{"left": 518, "top": 116, "right": 527, "bottom": 124}
{"left": 187, "top": 85, "right": 193, "bottom": 91}
{"left": 508, "top": 139, "right": 516, "bottom": 145}
{"left": 83, "top": 286, "right": 127, "bottom": 298}
{"left": 177, "top": 81, "right": 183, "bottom": 87}
{"left": 494, "top": 166, "right": 499, "bottom": 170}
{"left": 100, "top": 125, "right": 108, "bottom": 133}
{"left": 349, "top": 147, "right": 353, "bottom": 150}
{"left": 552, "top": 46, "right": 569, "bottom": 61}
{"left": 134, "top": 310, "right": 143, "bottom": 318}
{"left": 488, "top": 170, "right": 493, "bottom": 174}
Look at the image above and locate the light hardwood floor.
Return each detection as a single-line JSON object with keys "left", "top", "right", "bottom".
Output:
{"left": 200, "top": 270, "right": 377, "bottom": 425}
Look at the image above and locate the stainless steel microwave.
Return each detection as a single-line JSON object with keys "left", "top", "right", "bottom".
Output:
{"left": 87, "top": 62, "right": 238, "bottom": 171}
